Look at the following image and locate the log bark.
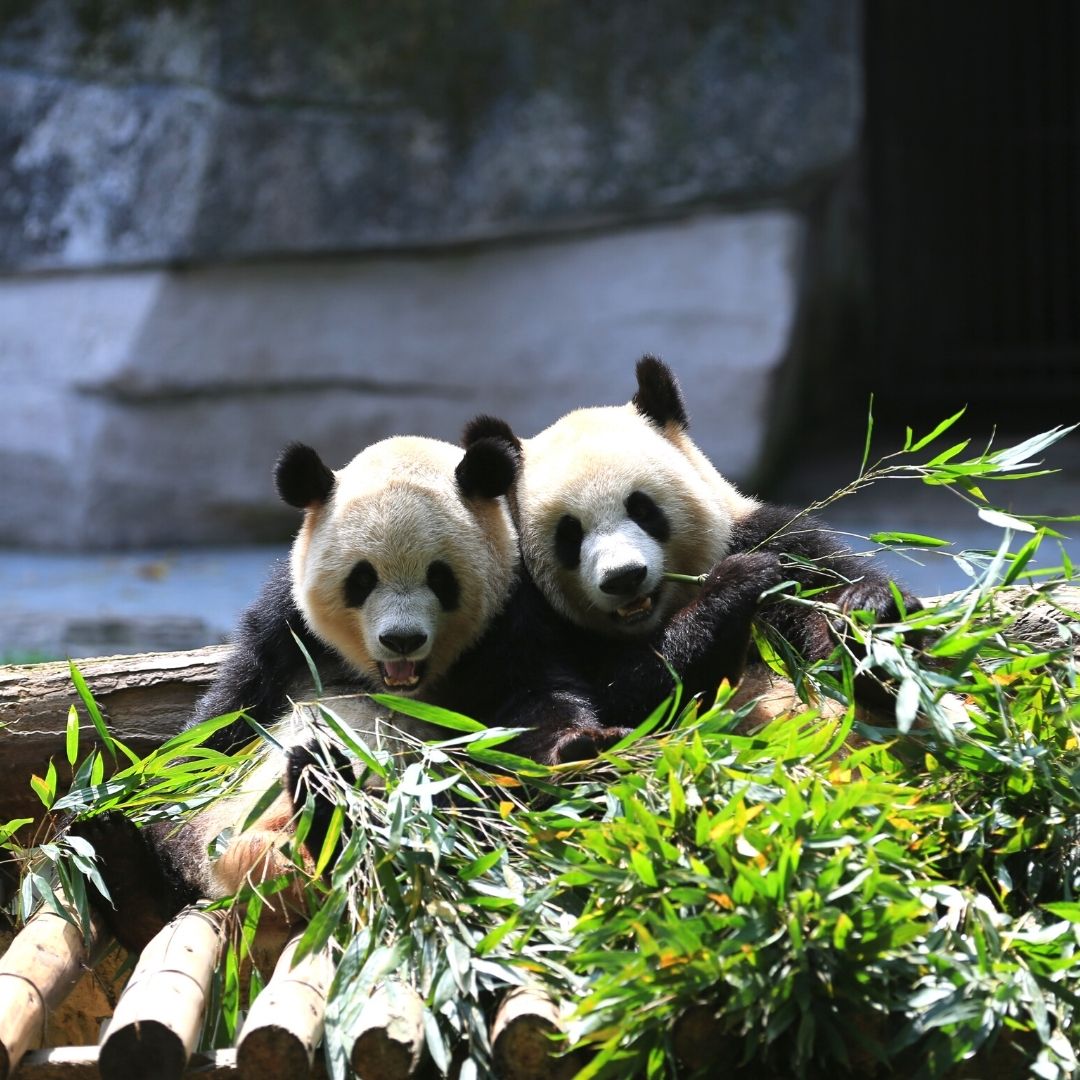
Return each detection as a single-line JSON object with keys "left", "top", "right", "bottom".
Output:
{"left": 0, "top": 647, "right": 228, "bottom": 822}
{"left": 0, "top": 901, "right": 101, "bottom": 1080}
{"left": 236, "top": 932, "right": 334, "bottom": 1080}
{"left": 98, "top": 905, "right": 227, "bottom": 1080}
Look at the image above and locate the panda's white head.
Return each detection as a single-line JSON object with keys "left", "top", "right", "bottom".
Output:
{"left": 277, "top": 435, "right": 519, "bottom": 693}
{"left": 467, "top": 357, "right": 759, "bottom": 638}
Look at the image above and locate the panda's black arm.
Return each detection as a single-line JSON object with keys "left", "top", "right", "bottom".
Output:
{"left": 588, "top": 551, "right": 784, "bottom": 725}
{"left": 191, "top": 563, "right": 337, "bottom": 751}
{"left": 730, "top": 503, "right": 921, "bottom": 661}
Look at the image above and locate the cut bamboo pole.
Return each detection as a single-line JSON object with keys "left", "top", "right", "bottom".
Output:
{"left": 672, "top": 1003, "right": 722, "bottom": 1072}
{"left": 0, "top": 899, "right": 101, "bottom": 1080}
{"left": 490, "top": 986, "right": 582, "bottom": 1080}
{"left": 98, "top": 905, "right": 226, "bottom": 1080}
{"left": 236, "top": 932, "right": 334, "bottom": 1079}
{"left": 349, "top": 980, "right": 426, "bottom": 1080}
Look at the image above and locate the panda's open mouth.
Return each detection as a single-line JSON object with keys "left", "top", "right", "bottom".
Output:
{"left": 378, "top": 660, "right": 425, "bottom": 690}
{"left": 613, "top": 593, "right": 656, "bottom": 623}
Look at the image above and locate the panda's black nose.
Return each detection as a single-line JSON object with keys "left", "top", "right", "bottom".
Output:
{"left": 599, "top": 564, "right": 648, "bottom": 596}
{"left": 379, "top": 631, "right": 428, "bottom": 656}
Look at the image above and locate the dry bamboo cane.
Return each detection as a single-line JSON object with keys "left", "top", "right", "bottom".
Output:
{"left": 490, "top": 985, "right": 583, "bottom": 1080}
{"left": 349, "top": 980, "right": 426, "bottom": 1080}
{"left": 0, "top": 898, "right": 101, "bottom": 1080}
{"left": 235, "top": 932, "right": 335, "bottom": 1079}
{"left": 98, "top": 904, "right": 227, "bottom": 1080}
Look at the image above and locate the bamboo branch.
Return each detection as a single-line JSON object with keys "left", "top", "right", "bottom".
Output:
{"left": 236, "top": 932, "right": 334, "bottom": 1079}
{"left": 98, "top": 905, "right": 227, "bottom": 1080}
{"left": 349, "top": 981, "right": 426, "bottom": 1080}
{"left": 0, "top": 900, "right": 101, "bottom": 1080}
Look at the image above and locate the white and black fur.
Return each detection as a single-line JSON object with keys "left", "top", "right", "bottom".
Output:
{"left": 463, "top": 355, "right": 920, "bottom": 714}
{"left": 71, "top": 434, "right": 625, "bottom": 950}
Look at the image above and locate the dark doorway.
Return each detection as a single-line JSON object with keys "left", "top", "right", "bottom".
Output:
{"left": 863, "top": 1, "right": 1080, "bottom": 425}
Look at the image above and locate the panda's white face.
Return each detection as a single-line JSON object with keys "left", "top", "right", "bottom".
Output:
{"left": 516, "top": 403, "right": 750, "bottom": 637}
{"left": 290, "top": 437, "right": 517, "bottom": 693}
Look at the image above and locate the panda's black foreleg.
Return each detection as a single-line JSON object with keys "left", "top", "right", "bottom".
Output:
{"left": 65, "top": 811, "right": 197, "bottom": 953}
{"left": 730, "top": 503, "right": 924, "bottom": 663}
{"left": 659, "top": 551, "right": 786, "bottom": 699}
{"left": 285, "top": 741, "right": 353, "bottom": 872}
{"left": 498, "top": 682, "right": 633, "bottom": 766}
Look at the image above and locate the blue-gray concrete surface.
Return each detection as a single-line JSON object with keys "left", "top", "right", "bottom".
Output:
{"left": 1, "top": 502, "right": 1075, "bottom": 662}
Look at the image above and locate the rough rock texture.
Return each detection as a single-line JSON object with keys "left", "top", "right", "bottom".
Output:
{"left": 0, "top": 0, "right": 859, "bottom": 270}
{"left": 0, "top": 210, "right": 801, "bottom": 547}
{"left": 0, "top": 0, "right": 861, "bottom": 549}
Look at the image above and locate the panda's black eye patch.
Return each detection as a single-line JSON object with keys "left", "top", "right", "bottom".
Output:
{"left": 427, "top": 560, "right": 460, "bottom": 611}
{"left": 625, "top": 491, "right": 671, "bottom": 543}
{"left": 555, "top": 514, "right": 584, "bottom": 569}
{"left": 344, "top": 560, "right": 378, "bottom": 608}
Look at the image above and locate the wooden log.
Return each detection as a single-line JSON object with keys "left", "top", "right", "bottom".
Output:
{"left": 0, "top": 646, "right": 228, "bottom": 822}
{"left": 14, "top": 1046, "right": 247, "bottom": 1078}
{"left": 350, "top": 981, "right": 426, "bottom": 1080}
{"left": 672, "top": 1003, "right": 724, "bottom": 1072}
{"left": 236, "top": 932, "right": 335, "bottom": 1079}
{"left": 490, "top": 986, "right": 583, "bottom": 1080}
{"left": 0, "top": 582, "right": 1074, "bottom": 823}
{"left": 0, "top": 901, "right": 101, "bottom": 1080}
{"left": 98, "top": 905, "right": 227, "bottom": 1080}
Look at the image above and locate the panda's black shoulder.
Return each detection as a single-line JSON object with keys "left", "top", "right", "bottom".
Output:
{"left": 729, "top": 503, "right": 841, "bottom": 562}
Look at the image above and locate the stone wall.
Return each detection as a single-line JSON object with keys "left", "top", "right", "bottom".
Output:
{"left": 0, "top": 0, "right": 861, "bottom": 548}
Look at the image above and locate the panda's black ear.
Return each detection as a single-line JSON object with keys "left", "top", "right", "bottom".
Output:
{"left": 462, "top": 414, "right": 523, "bottom": 456}
{"left": 456, "top": 436, "right": 519, "bottom": 500}
{"left": 275, "top": 443, "right": 335, "bottom": 509}
{"left": 632, "top": 355, "right": 689, "bottom": 430}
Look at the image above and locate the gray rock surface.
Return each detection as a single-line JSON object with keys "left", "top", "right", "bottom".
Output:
{"left": 0, "top": 0, "right": 859, "bottom": 269}
{"left": 0, "top": 210, "right": 802, "bottom": 548}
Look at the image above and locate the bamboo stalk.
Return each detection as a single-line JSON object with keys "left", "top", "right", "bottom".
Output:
{"left": 672, "top": 1003, "right": 723, "bottom": 1072}
{"left": 0, "top": 900, "right": 100, "bottom": 1080}
{"left": 236, "top": 932, "right": 334, "bottom": 1079}
{"left": 349, "top": 980, "right": 426, "bottom": 1080}
{"left": 490, "top": 986, "right": 582, "bottom": 1080}
{"left": 98, "top": 905, "right": 226, "bottom": 1080}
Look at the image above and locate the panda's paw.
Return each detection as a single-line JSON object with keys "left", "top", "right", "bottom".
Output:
{"left": 551, "top": 724, "right": 633, "bottom": 764}
{"left": 699, "top": 551, "right": 785, "bottom": 607}
{"left": 512, "top": 723, "right": 633, "bottom": 766}
{"left": 836, "top": 580, "right": 922, "bottom": 624}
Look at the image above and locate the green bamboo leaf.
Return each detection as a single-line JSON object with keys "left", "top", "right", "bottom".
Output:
{"left": 460, "top": 847, "right": 505, "bottom": 882}
{"left": 1001, "top": 530, "right": 1044, "bottom": 586}
{"left": 64, "top": 706, "right": 80, "bottom": 768}
{"left": 858, "top": 394, "right": 875, "bottom": 477}
{"left": 869, "top": 531, "right": 952, "bottom": 548}
{"left": 369, "top": 693, "right": 486, "bottom": 733}
{"left": 313, "top": 806, "right": 344, "bottom": 878}
{"left": 69, "top": 661, "right": 115, "bottom": 759}
{"left": 289, "top": 628, "right": 323, "bottom": 698}
{"left": 908, "top": 406, "right": 967, "bottom": 454}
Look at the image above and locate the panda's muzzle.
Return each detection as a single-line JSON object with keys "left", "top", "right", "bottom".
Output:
{"left": 599, "top": 564, "right": 657, "bottom": 623}
{"left": 377, "top": 631, "right": 428, "bottom": 690}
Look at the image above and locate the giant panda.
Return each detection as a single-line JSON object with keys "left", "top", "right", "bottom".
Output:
{"left": 72, "top": 433, "right": 621, "bottom": 950}
{"left": 463, "top": 355, "right": 921, "bottom": 720}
